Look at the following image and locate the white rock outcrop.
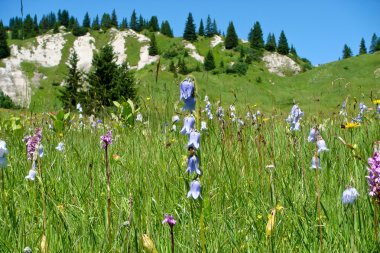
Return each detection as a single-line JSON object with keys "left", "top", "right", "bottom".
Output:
{"left": 183, "top": 41, "right": 204, "bottom": 63}
{"left": 72, "top": 33, "right": 95, "bottom": 71}
{"left": 262, "top": 52, "right": 301, "bottom": 77}
{"left": 211, "top": 35, "right": 223, "bottom": 48}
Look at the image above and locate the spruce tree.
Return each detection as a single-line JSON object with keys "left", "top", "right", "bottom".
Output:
{"left": 265, "top": 33, "right": 277, "bottom": 52}
{"left": 120, "top": 18, "right": 128, "bottom": 30}
{"left": 149, "top": 16, "right": 159, "bottom": 32}
{"left": 23, "top": 15, "right": 35, "bottom": 38}
{"left": 225, "top": 21, "right": 238, "bottom": 49}
{"left": 205, "top": 15, "right": 213, "bottom": 37}
{"left": 198, "top": 19, "right": 205, "bottom": 36}
{"left": 60, "top": 10, "right": 70, "bottom": 28}
{"left": 60, "top": 51, "right": 83, "bottom": 110}
{"left": 359, "top": 38, "right": 367, "bottom": 55}
{"left": 101, "top": 13, "right": 112, "bottom": 30}
{"left": 277, "top": 31, "right": 289, "bottom": 55}
{"left": 369, "top": 33, "right": 378, "bottom": 54}
{"left": 68, "top": 16, "right": 76, "bottom": 30}
{"left": 212, "top": 19, "right": 218, "bottom": 35}
{"left": 249, "top": 21, "right": 264, "bottom": 49}
{"left": 83, "top": 12, "right": 91, "bottom": 28}
{"left": 130, "top": 10, "right": 138, "bottom": 31}
{"left": 92, "top": 15, "right": 100, "bottom": 30}
{"left": 148, "top": 33, "right": 159, "bottom": 56}
{"left": 342, "top": 44, "right": 352, "bottom": 59}
{"left": 33, "top": 15, "right": 39, "bottom": 35}
{"left": 169, "top": 60, "right": 176, "bottom": 73}
{"left": 0, "top": 21, "right": 10, "bottom": 59}
{"left": 111, "top": 9, "right": 118, "bottom": 28}
{"left": 204, "top": 49, "right": 216, "bottom": 71}
{"left": 138, "top": 15, "right": 144, "bottom": 31}
{"left": 160, "top": 21, "right": 173, "bottom": 37}
{"left": 183, "top": 12, "right": 197, "bottom": 42}
{"left": 290, "top": 45, "right": 297, "bottom": 56}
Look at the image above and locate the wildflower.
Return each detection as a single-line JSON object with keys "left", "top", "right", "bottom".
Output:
{"left": 136, "top": 113, "right": 143, "bottom": 122}
{"left": 172, "top": 115, "right": 180, "bottom": 123}
{"left": 373, "top": 99, "right": 380, "bottom": 105}
{"left": 200, "top": 121, "right": 207, "bottom": 131}
{"left": 367, "top": 147, "right": 380, "bottom": 201}
{"left": 25, "top": 169, "right": 37, "bottom": 181}
{"left": 204, "top": 95, "right": 209, "bottom": 102}
{"left": 186, "top": 155, "right": 201, "bottom": 175}
{"left": 38, "top": 144, "right": 44, "bottom": 158}
{"left": 180, "top": 79, "right": 195, "bottom": 100}
{"left": 237, "top": 118, "right": 244, "bottom": 126}
{"left": 0, "top": 140, "right": 8, "bottom": 158}
{"left": 162, "top": 214, "right": 176, "bottom": 227}
{"left": 76, "top": 103, "right": 83, "bottom": 112}
{"left": 187, "top": 130, "right": 201, "bottom": 150}
{"left": 55, "top": 142, "right": 64, "bottom": 152}
{"left": 112, "top": 154, "right": 121, "bottom": 161}
{"left": 307, "top": 127, "right": 320, "bottom": 143}
{"left": 172, "top": 125, "right": 177, "bottom": 132}
{"left": 187, "top": 180, "right": 201, "bottom": 199}
{"left": 342, "top": 187, "right": 359, "bottom": 204}
{"left": 310, "top": 156, "right": 321, "bottom": 169}
{"left": 339, "top": 100, "right": 347, "bottom": 116}
{"left": 216, "top": 106, "right": 224, "bottom": 120}
{"left": 100, "top": 130, "right": 113, "bottom": 149}
{"left": 0, "top": 157, "right": 7, "bottom": 168}
{"left": 26, "top": 128, "right": 43, "bottom": 160}
{"left": 286, "top": 104, "right": 303, "bottom": 131}
{"left": 344, "top": 122, "right": 360, "bottom": 129}
{"left": 79, "top": 113, "right": 83, "bottom": 119}
{"left": 23, "top": 247, "right": 32, "bottom": 253}
{"left": 180, "top": 116, "right": 195, "bottom": 135}
{"left": 317, "top": 137, "right": 329, "bottom": 153}
{"left": 359, "top": 102, "right": 367, "bottom": 114}
{"left": 266, "top": 208, "right": 276, "bottom": 237}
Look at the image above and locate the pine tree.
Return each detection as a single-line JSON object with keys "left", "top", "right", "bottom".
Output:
{"left": 68, "top": 16, "right": 76, "bottom": 30}
{"left": 342, "top": 44, "right": 352, "bottom": 59}
{"left": 369, "top": 33, "right": 378, "bottom": 54}
{"left": 249, "top": 21, "right": 264, "bottom": 49}
{"left": 290, "top": 45, "right": 297, "bottom": 56}
{"left": 198, "top": 19, "right": 205, "bottom": 36}
{"left": 120, "top": 18, "right": 128, "bottom": 30}
{"left": 149, "top": 16, "right": 159, "bottom": 32}
{"left": 10, "top": 17, "right": 19, "bottom": 39}
{"left": 204, "top": 49, "right": 216, "bottom": 71}
{"left": 205, "top": 15, "right": 213, "bottom": 37}
{"left": 83, "top": 12, "right": 91, "bottom": 28}
{"left": 0, "top": 21, "right": 10, "bottom": 59}
{"left": 23, "top": 15, "right": 35, "bottom": 38}
{"left": 86, "top": 45, "right": 137, "bottom": 112}
{"left": 138, "top": 15, "right": 145, "bottom": 32}
{"left": 169, "top": 60, "right": 176, "bottom": 73}
{"left": 225, "top": 21, "right": 238, "bottom": 49}
{"left": 33, "top": 15, "right": 39, "bottom": 35}
{"left": 183, "top": 12, "right": 197, "bottom": 42}
{"left": 130, "top": 10, "right": 138, "bottom": 31}
{"left": 101, "top": 13, "right": 112, "bottom": 30}
{"left": 212, "top": 19, "right": 219, "bottom": 36}
{"left": 265, "top": 33, "right": 277, "bottom": 52}
{"left": 277, "top": 30, "right": 289, "bottom": 55}
{"left": 111, "top": 9, "right": 118, "bottom": 28}
{"left": 92, "top": 15, "right": 100, "bottom": 30}
{"left": 359, "top": 38, "right": 367, "bottom": 55}
{"left": 148, "top": 33, "right": 159, "bottom": 56}
{"left": 59, "top": 51, "right": 83, "bottom": 110}
{"left": 60, "top": 10, "right": 70, "bottom": 28}
{"left": 178, "top": 58, "right": 188, "bottom": 75}
{"left": 160, "top": 21, "right": 173, "bottom": 37}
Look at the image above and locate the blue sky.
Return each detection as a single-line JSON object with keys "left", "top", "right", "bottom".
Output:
{"left": 1, "top": 0, "right": 379, "bottom": 64}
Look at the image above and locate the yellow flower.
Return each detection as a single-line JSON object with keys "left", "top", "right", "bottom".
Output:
{"left": 59, "top": 132, "right": 63, "bottom": 137}
{"left": 257, "top": 214, "right": 263, "bottom": 220}
{"left": 344, "top": 122, "right": 360, "bottom": 129}
{"left": 266, "top": 209, "right": 276, "bottom": 237}
{"left": 373, "top": 99, "right": 380, "bottom": 105}
{"left": 276, "top": 204, "right": 284, "bottom": 212}
{"left": 263, "top": 118, "right": 269, "bottom": 122}
{"left": 146, "top": 97, "right": 151, "bottom": 101}
{"left": 112, "top": 154, "right": 121, "bottom": 161}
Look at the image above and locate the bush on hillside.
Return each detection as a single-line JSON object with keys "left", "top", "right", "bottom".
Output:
{"left": 0, "top": 90, "right": 18, "bottom": 109}
{"left": 226, "top": 62, "right": 248, "bottom": 75}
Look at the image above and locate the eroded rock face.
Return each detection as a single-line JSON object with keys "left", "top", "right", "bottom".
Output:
{"left": 72, "top": 33, "right": 95, "bottom": 71}
{"left": 0, "top": 33, "right": 66, "bottom": 106}
{"left": 183, "top": 41, "right": 204, "bottom": 63}
{"left": 211, "top": 35, "right": 223, "bottom": 48}
{"left": 262, "top": 52, "right": 301, "bottom": 77}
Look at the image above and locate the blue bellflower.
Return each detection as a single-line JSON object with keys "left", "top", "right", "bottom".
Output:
{"left": 186, "top": 155, "right": 201, "bottom": 175}
{"left": 187, "top": 130, "right": 201, "bottom": 150}
{"left": 307, "top": 128, "right": 319, "bottom": 143}
{"left": 182, "top": 96, "right": 196, "bottom": 112}
{"left": 317, "top": 138, "right": 329, "bottom": 154}
{"left": 342, "top": 187, "right": 359, "bottom": 204}
{"left": 310, "top": 156, "right": 321, "bottom": 169}
{"left": 180, "top": 79, "right": 195, "bottom": 100}
{"left": 180, "top": 116, "right": 195, "bottom": 135}
{"left": 187, "top": 180, "right": 202, "bottom": 199}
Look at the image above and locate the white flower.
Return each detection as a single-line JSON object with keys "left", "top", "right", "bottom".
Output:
{"left": 317, "top": 138, "right": 329, "bottom": 153}
{"left": 201, "top": 121, "right": 207, "bottom": 131}
{"left": 56, "top": 142, "right": 64, "bottom": 152}
{"left": 136, "top": 113, "right": 143, "bottom": 122}
{"left": 204, "top": 95, "right": 209, "bottom": 102}
{"left": 79, "top": 114, "right": 83, "bottom": 119}
{"left": 38, "top": 144, "right": 44, "bottom": 158}
{"left": 342, "top": 187, "right": 359, "bottom": 204}
{"left": 76, "top": 103, "right": 83, "bottom": 112}
{"left": 172, "top": 115, "right": 180, "bottom": 123}
{"left": 25, "top": 169, "right": 37, "bottom": 181}
{"left": 0, "top": 140, "right": 8, "bottom": 157}
{"left": 171, "top": 124, "right": 177, "bottom": 132}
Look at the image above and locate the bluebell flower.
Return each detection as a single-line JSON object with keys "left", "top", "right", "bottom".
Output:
{"left": 182, "top": 96, "right": 196, "bottom": 112}
{"left": 25, "top": 169, "right": 37, "bottom": 181}
{"left": 201, "top": 121, "right": 207, "bottom": 131}
{"left": 0, "top": 157, "right": 7, "bottom": 168}
{"left": 76, "top": 103, "right": 83, "bottom": 113}
{"left": 359, "top": 102, "right": 367, "bottom": 114}
{"left": 136, "top": 113, "right": 143, "bottom": 122}
{"left": 172, "top": 115, "right": 180, "bottom": 123}
{"left": 180, "top": 116, "right": 195, "bottom": 135}
{"left": 237, "top": 118, "right": 244, "bottom": 126}
{"left": 339, "top": 100, "right": 347, "bottom": 116}
{"left": 38, "top": 144, "right": 44, "bottom": 158}
{"left": 246, "top": 112, "right": 251, "bottom": 120}
{"left": 204, "top": 95, "right": 209, "bottom": 102}
{"left": 186, "top": 155, "right": 201, "bottom": 175}
{"left": 187, "top": 130, "right": 201, "bottom": 150}
{"left": 287, "top": 104, "right": 303, "bottom": 131}
{"left": 216, "top": 106, "right": 224, "bottom": 121}
{"left": 97, "top": 119, "right": 103, "bottom": 124}
{"left": 0, "top": 140, "right": 8, "bottom": 158}
{"left": 310, "top": 156, "right": 321, "bottom": 169}
{"left": 353, "top": 114, "right": 363, "bottom": 122}
{"left": 317, "top": 138, "right": 329, "bottom": 153}
{"left": 342, "top": 187, "right": 359, "bottom": 204}
{"left": 56, "top": 142, "right": 64, "bottom": 152}
{"left": 180, "top": 79, "right": 195, "bottom": 100}
{"left": 307, "top": 128, "right": 319, "bottom": 143}
{"left": 187, "top": 180, "right": 202, "bottom": 199}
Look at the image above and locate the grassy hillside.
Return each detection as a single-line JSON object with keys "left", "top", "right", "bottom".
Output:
{"left": 4, "top": 31, "right": 380, "bottom": 114}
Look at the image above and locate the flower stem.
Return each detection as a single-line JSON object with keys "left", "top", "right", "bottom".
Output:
{"left": 105, "top": 145, "right": 112, "bottom": 241}
{"left": 375, "top": 200, "right": 378, "bottom": 242}
{"left": 315, "top": 151, "right": 323, "bottom": 250}
{"left": 170, "top": 226, "right": 174, "bottom": 253}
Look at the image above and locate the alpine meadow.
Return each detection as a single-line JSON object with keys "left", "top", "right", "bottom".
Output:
{"left": 0, "top": 1, "right": 380, "bottom": 252}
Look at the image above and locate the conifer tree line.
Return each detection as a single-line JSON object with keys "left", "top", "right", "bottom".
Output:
{"left": 341, "top": 34, "right": 380, "bottom": 60}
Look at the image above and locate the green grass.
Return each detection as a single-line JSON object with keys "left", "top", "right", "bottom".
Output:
{"left": 0, "top": 103, "right": 379, "bottom": 251}
{"left": 0, "top": 59, "right": 5, "bottom": 68}
{"left": 125, "top": 36, "right": 142, "bottom": 66}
